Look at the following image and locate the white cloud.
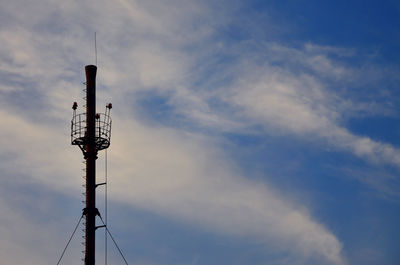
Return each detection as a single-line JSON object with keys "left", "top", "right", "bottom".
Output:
{"left": 223, "top": 60, "right": 400, "bottom": 168}
{"left": 108, "top": 118, "right": 347, "bottom": 265}
{"left": 0, "top": 109, "right": 82, "bottom": 191}
{"left": 0, "top": 103, "right": 347, "bottom": 264}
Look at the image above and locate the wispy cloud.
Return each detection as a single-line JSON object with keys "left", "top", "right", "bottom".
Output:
{"left": 109, "top": 119, "right": 346, "bottom": 265}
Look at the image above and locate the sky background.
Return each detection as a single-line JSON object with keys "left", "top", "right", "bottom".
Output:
{"left": 0, "top": 0, "right": 400, "bottom": 264}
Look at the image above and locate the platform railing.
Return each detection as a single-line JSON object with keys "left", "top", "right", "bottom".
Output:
{"left": 71, "top": 112, "right": 112, "bottom": 151}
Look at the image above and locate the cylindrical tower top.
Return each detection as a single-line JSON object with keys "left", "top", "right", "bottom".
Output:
{"left": 85, "top": 64, "right": 97, "bottom": 149}
{"left": 85, "top": 65, "right": 97, "bottom": 79}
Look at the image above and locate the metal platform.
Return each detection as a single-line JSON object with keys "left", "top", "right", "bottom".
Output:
{"left": 71, "top": 111, "right": 112, "bottom": 152}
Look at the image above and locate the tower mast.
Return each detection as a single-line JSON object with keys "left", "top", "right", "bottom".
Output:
{"left": 85, "top": 65, "right": 97, "bottom": 265}
{"left": 71, "top": 65, "right": 112, "bottom": 265}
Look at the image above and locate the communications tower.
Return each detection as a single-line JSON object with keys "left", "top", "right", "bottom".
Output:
{"left": 71, "top": 65, "right": 112, "bottom": 265}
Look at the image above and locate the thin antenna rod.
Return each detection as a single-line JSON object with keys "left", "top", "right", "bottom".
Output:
{"left": 95, "top": 32, "right": 97, "bottom": 66}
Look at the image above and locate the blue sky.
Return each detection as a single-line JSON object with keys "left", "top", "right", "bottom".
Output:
{"left": 0, "top": 0, "right": 399, "bottom": 264}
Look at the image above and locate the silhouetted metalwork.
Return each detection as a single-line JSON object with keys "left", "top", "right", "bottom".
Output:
{"left": 71, "top": 110, "right": 112, "bottom": 153}
{"left": 71, "top": 65, "right": 112, "bottom": 265}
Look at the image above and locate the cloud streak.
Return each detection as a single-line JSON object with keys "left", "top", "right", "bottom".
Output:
{"left": 106, "top": 118, "right": 347, "bottom": 265}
